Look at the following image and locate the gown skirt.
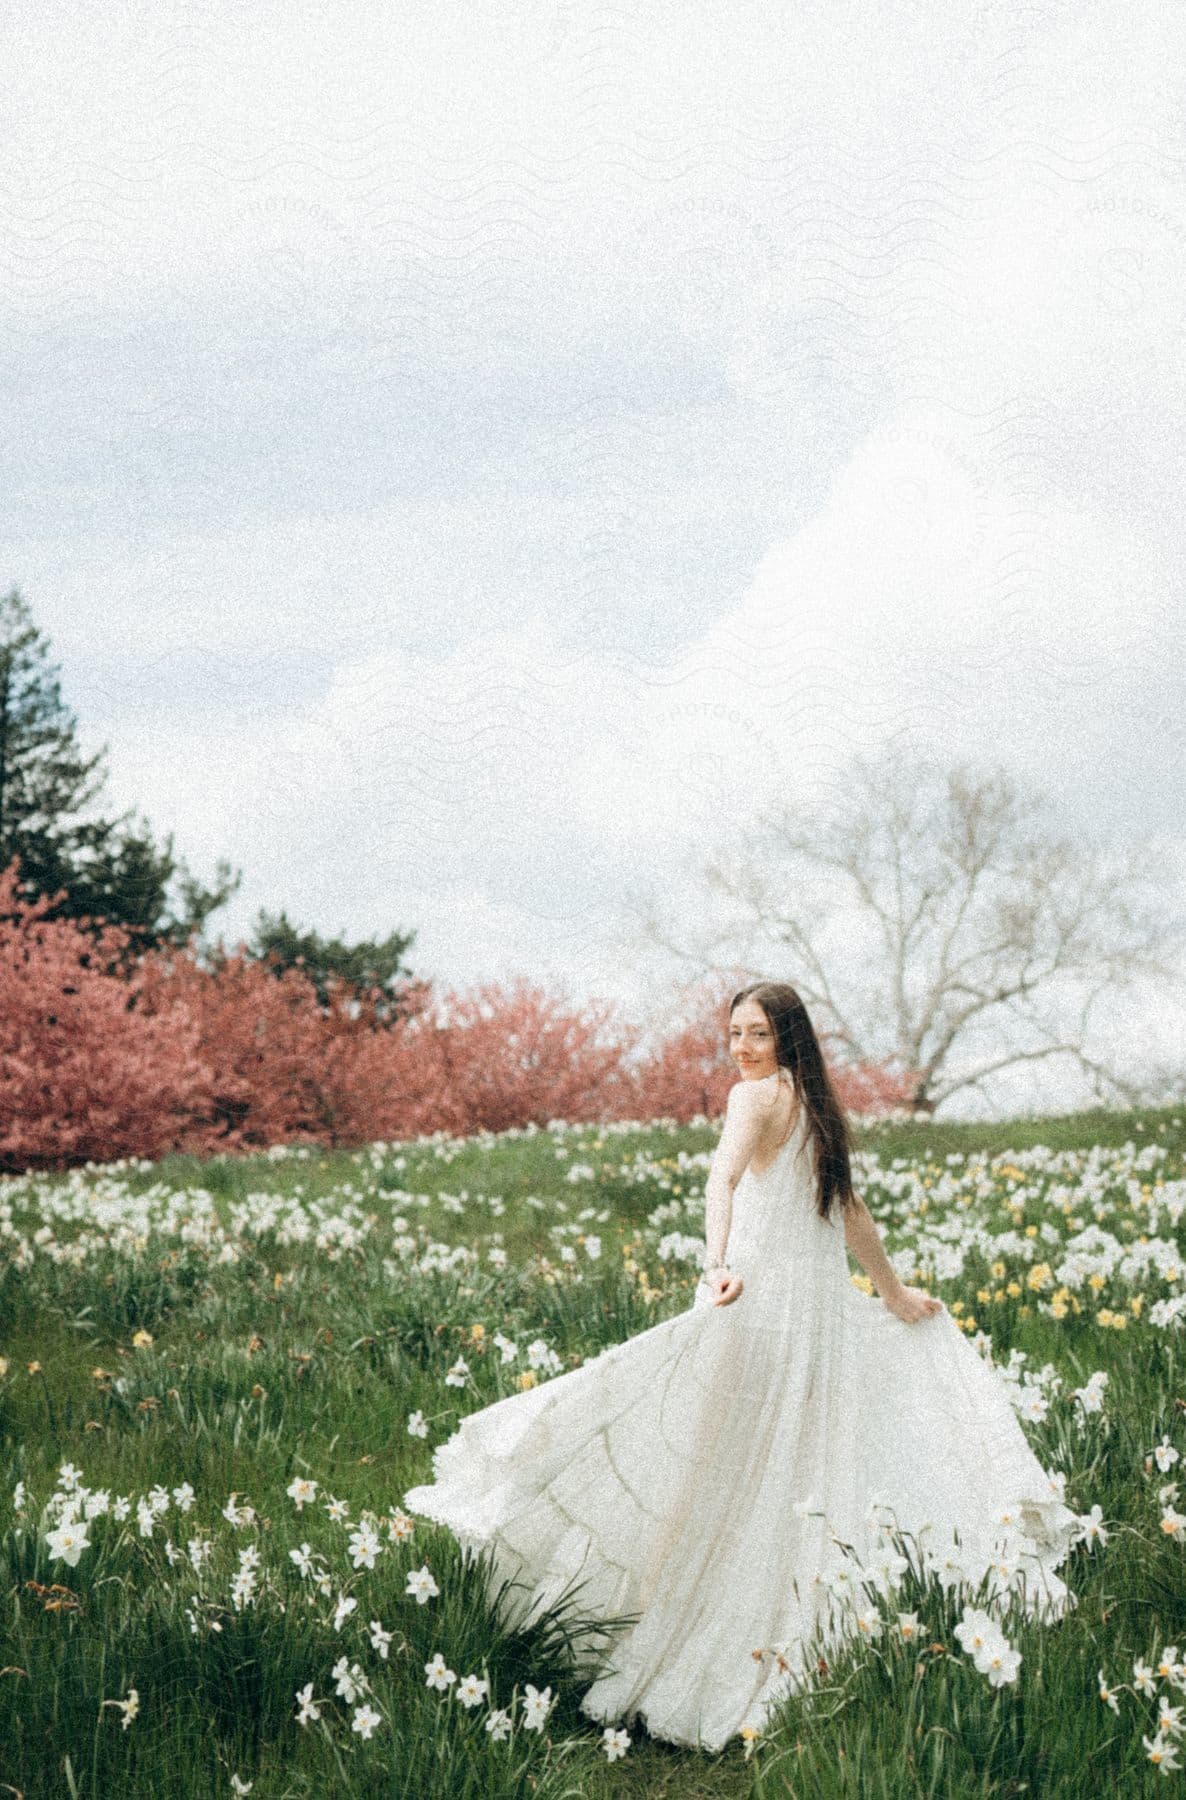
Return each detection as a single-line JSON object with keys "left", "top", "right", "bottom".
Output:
{"left": 403, "top": 1109, "right": 1079, "bottom": 1752}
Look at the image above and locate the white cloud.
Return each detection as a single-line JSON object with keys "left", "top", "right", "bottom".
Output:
{"left": 91, "top": 411, "right": 1185, "bottom": 1060}
{"left": 7, "top": 0, "right": 1186, "bottom": 1113}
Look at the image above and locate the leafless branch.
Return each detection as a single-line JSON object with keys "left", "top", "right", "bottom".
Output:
{"left": 616, "top": 747, "right": 1186, "bottom": 1113}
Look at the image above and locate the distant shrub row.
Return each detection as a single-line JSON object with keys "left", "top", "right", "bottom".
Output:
{"left": 0, "top": 864, "right": 913, "bottom": 1172}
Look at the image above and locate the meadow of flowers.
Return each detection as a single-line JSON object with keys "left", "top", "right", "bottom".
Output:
{"left": 1, "top": 1106, "right": 1184, "bottom": 1797}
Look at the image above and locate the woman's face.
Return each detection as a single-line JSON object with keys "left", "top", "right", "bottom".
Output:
{"left": 729, "top": 1000, "right": 778, "bottom": 1079}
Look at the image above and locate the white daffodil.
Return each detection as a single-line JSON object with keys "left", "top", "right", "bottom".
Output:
{"left": 386, "top": 1509, "right": 416, "bottom": 1543}
{"left": 456, "top": 1673, "right": 489, "bottom": 1709}
{"left": 521, "top": 1682, "right": 554, "bottom": 1731}
{"left": 406, "top": 1565, "right": 440, "bottom": 1605}
{"left": 294, "top": 1682, "right": 320, "bottom": 1725}
{"left": 347, "top": 1524, "right": 382, "bottom": 1570}
{"left": 1144, "top": 1731, "right": 1182, "bottom": 1773}
{"left": 1071, "top": 1372, "right": 1109, "bottom": 1413}
{"left": 953, "top": 1607, "right": 998, "bottom": 1657}
{"left": 1075, "top": 1504, "right": 1108, "bottom": 1549}
{"left": 331, "top": 1657, "right": 369, "bottom": 1704}
{"left": 424, "top": 1652, "right": 457, "bottom": 1691}
{"left": 101, "top": 1687, "right": 140, "bottom": 1730}
{"left": 46, "top": 1520, "right": 91, "bottom": 1567}
{"left": 1156, "top": 1701, "right": 1185, "bottom": 1739}
{"left": 332, "top": 1593, "right": 358, "bottom": 1632}
{"left": 977, "top": 1640, "right": 1022, "bottom": 1687}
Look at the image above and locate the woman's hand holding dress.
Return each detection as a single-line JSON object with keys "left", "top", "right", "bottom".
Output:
{"left": 706, "top": 1268, "right": 745, "bottom": 1307}
{"left": 882, "top": 1283, "right": 944, "bottom": 1323}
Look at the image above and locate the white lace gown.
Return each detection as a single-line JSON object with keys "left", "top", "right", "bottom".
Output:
{"left": 403, "top": 1108, "right": 1079, "bottom": 1752}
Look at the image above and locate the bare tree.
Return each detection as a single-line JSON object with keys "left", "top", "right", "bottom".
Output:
{"left": 620, "top": 751, "right": 1186, "bottom": 1114}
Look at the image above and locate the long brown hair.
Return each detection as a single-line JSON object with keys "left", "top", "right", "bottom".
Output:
{"left": 729, "top": 981, "right": 856, "bottom": 1224}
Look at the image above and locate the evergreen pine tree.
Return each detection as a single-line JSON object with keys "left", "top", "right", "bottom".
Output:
{"left": 246, "top": 906, "right": 420, "bottom": 1019}
{"left": 0, "top": 584, "right": 240, "bottom": 947}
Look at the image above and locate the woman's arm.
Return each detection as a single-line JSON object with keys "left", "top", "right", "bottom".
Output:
{"left": 842, "top": 1196, "right": 944, "bottom": 1322}
{"left": 703, "top": 1081, "right": 768, "bottom": 1268}
{"left": 841, "top": 1195, "right": 907, "bottom": 1302}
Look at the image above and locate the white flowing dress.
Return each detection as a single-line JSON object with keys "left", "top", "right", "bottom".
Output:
{"left": 403, "top": 1102, "right": 1079, "bottom": 1752}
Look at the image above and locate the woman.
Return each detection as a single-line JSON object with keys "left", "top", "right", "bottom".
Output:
{"left": 404, "top": 981, "right": 1079, "bottom": 1752}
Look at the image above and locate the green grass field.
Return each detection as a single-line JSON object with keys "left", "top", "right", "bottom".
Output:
{"left": 2, "top": 1101, "right": 1184, "bottom": 1797}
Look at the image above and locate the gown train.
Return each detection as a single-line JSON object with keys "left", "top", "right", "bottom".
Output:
{"left": 403, "top": 1099, "right": 1079, "bottom": 1751}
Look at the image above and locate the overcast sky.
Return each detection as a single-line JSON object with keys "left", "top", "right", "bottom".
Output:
{"left": 5, "top": 0, "right": 1185, "bottom": 1116}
